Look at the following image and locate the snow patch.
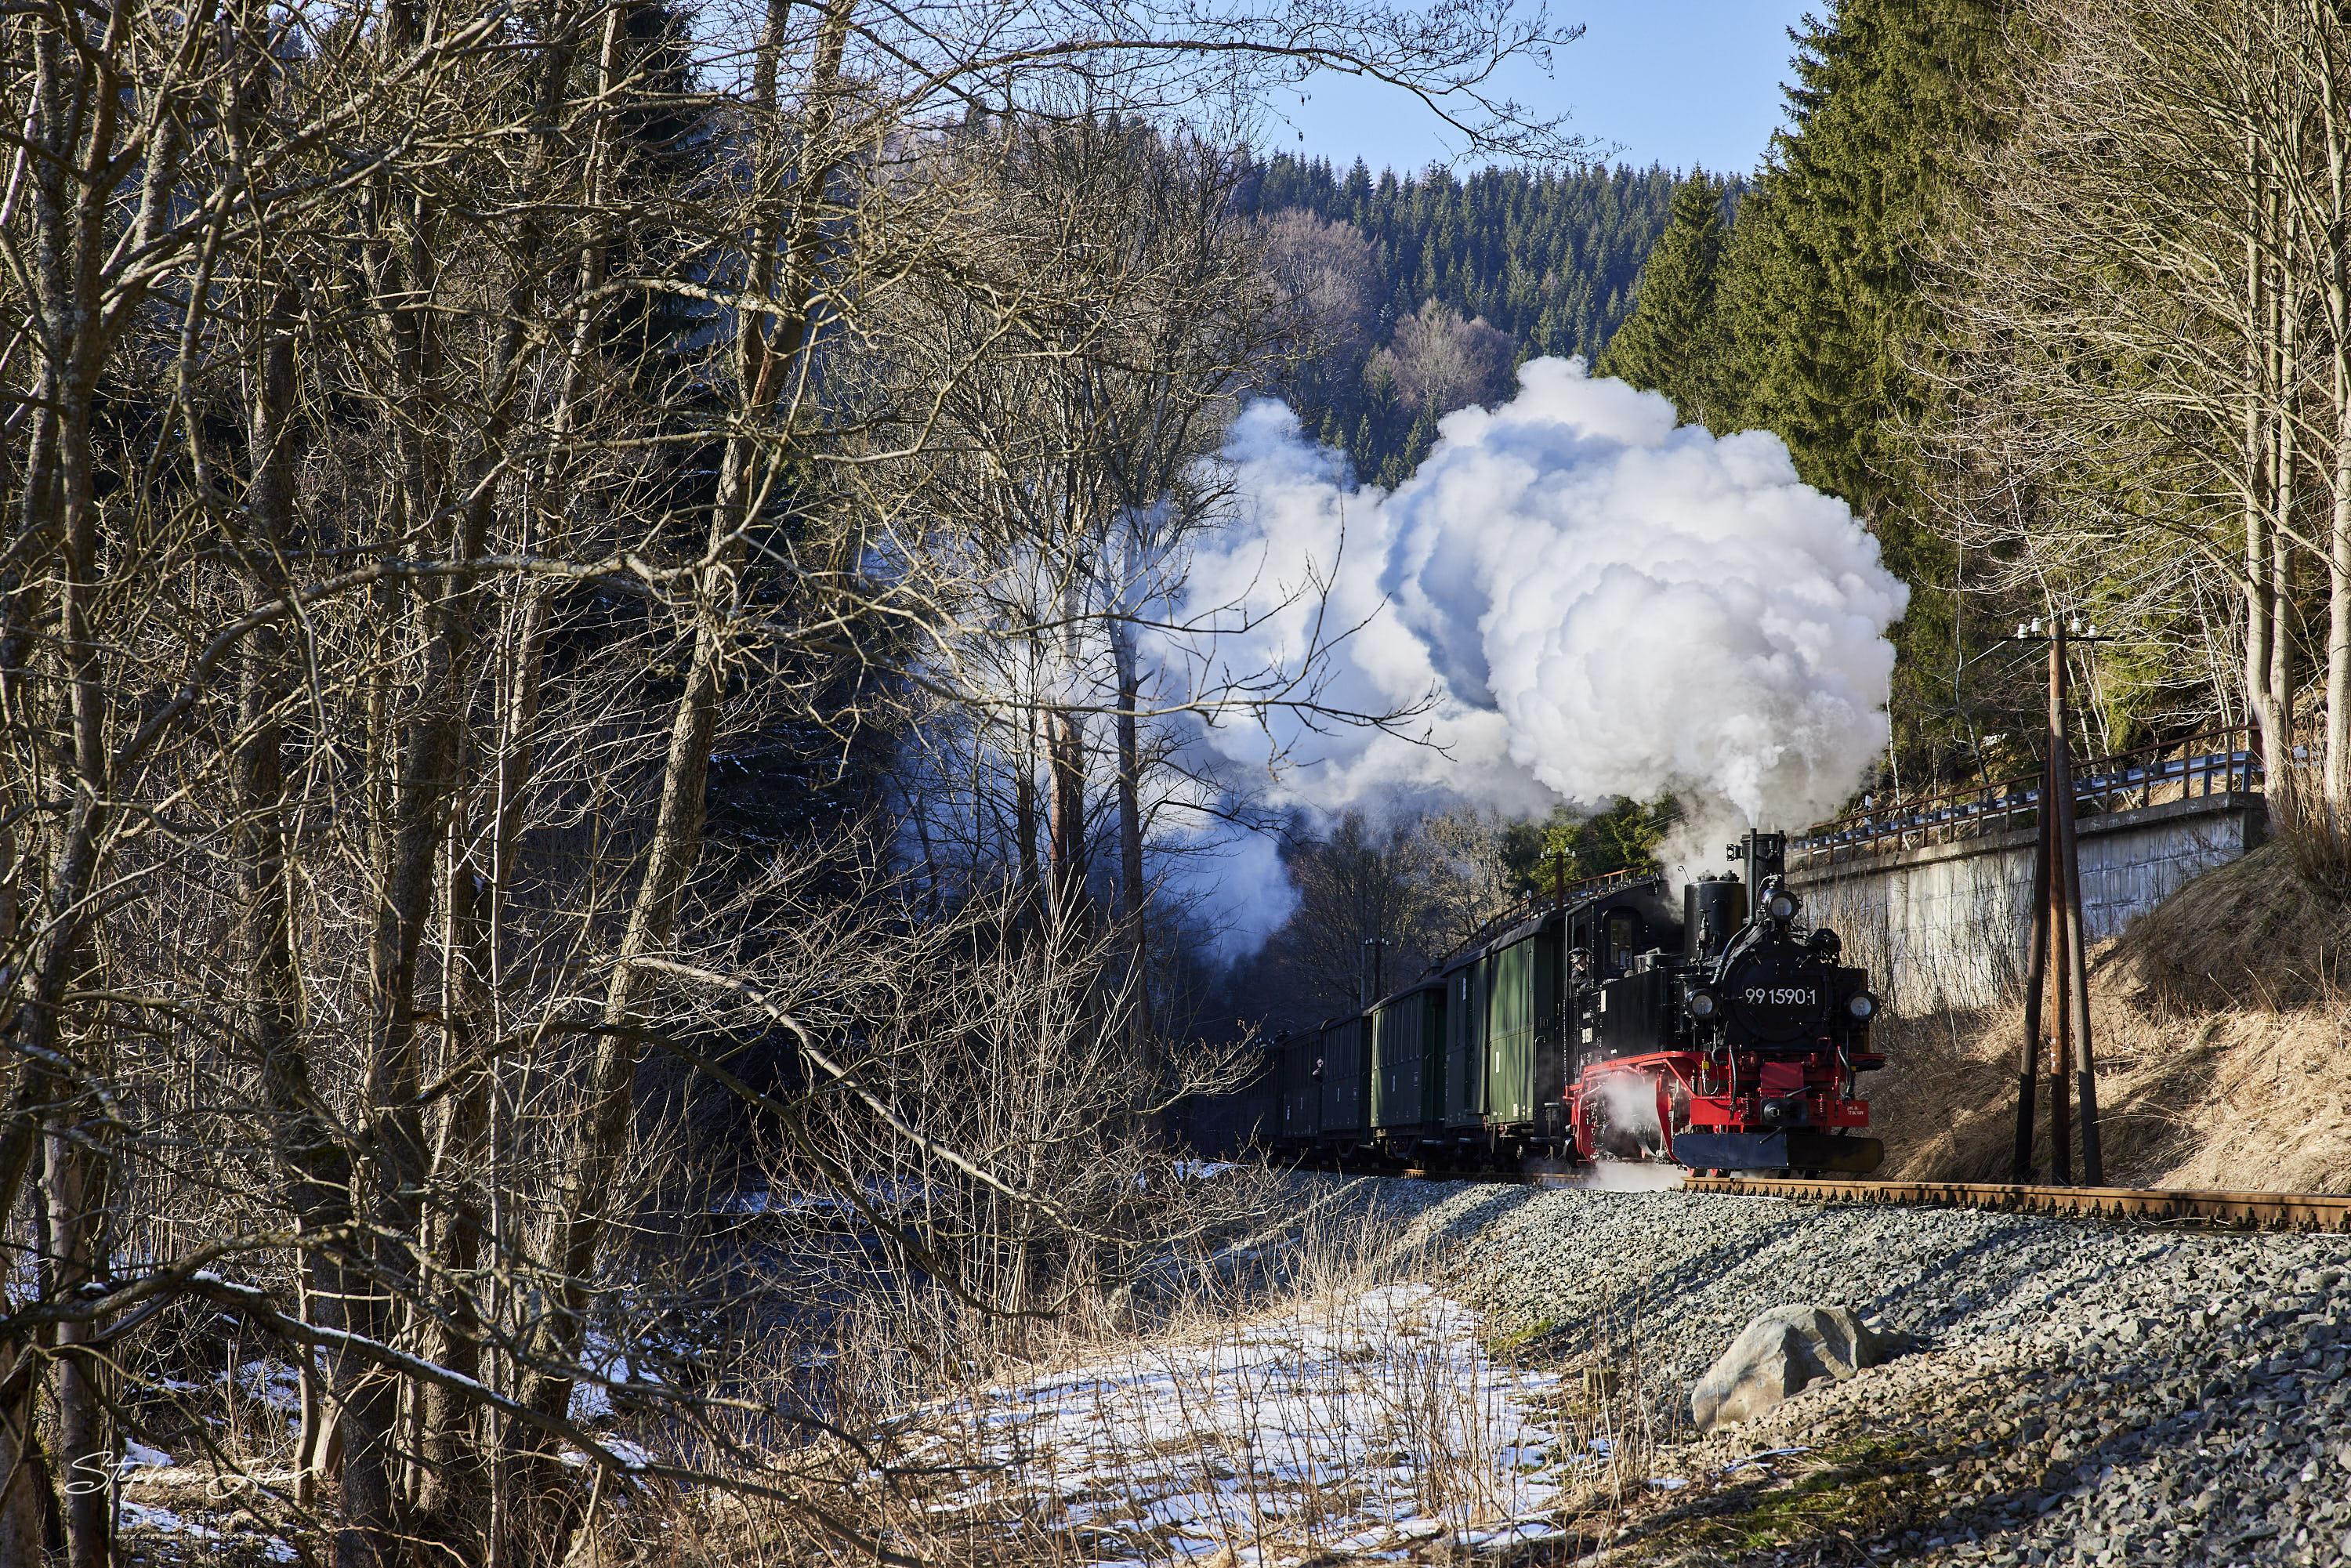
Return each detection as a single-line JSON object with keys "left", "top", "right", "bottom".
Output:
{"left": 118, "top": 1500, "right": 296, "bottom": 1562}
{"left": 897, "top": 1284, "right": 1609, "bottom": 1559}
{"left": 221, "top": 1360, "right": 302, "bottom": 1414}
{"left": 560, "top": 1437, "right": 657, "bottom": 1472}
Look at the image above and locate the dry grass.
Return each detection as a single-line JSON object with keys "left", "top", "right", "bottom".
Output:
{"left": 2269, "top": 762, "right": 2351, "bottom": 904}
{"left": 1864, "top": 840, "right": 2351, "bottom": 1193}
{"left": 2108, "top": 838, "right": 2351, "bottom": 1015}
{"left": 628, "top": 1185, "right": 1667, "bottom": 1566}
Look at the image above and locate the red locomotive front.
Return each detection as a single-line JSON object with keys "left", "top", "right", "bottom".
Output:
{"left": 1567, "top": 831, "right": 1886, "bottom": 1175}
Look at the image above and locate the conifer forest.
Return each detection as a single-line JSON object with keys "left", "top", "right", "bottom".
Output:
{"left": 2, "top": 0, "right": 2349, "bottom": 1563}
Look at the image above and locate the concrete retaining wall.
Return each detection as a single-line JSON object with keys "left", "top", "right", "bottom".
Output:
{"left": 1784, "top": 794, "right": 2268, "bottom": 1014}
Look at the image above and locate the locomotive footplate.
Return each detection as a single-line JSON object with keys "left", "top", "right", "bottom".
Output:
{"left": 1673, "top": 1129, "right": 1884, "bottom": 1175}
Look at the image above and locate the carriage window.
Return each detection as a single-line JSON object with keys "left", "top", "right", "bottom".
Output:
{"left": 1606, "top": 911, "right": 1637, "bottom": 973}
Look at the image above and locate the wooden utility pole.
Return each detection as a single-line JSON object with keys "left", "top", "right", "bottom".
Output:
{"left": 2046, "top": 624, "right": 2074, "bottom": 1183}
{"left": 2009, "top": 616, "right": 2108, "bottom": 1186}
{"left": 2014, "top": 740, "right": 2049, "bottom": 1182}
{"left": 2051, "top": 684, "right": 2105, "bottom": 1186}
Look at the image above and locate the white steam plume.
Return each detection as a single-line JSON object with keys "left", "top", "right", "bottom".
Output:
{"left": 1157, "top": 359, "right": 1906, "bottom": 926}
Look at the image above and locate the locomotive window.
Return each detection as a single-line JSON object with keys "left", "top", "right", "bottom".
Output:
{"left": 1606, "top": 911, "right": 1637, "bottom": 973}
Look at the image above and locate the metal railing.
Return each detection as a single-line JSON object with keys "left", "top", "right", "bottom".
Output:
{"left": 1790, "top": 724, "right": 2271, "bottom": 864}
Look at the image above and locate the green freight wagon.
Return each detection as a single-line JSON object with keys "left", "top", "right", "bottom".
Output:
{"left": 1262, "top": 877, "right": 1686, "bottom": 1163}
{"left": 1371, "top": 982, "right": 1444, "bottom": 1139}
{"left": 1278, "top": 1032, "right": 1321, "bottom": 1140}
{"left": 1318, "top": 1015, "right": 1370, "bottom": 1139}
{"left": 1441, "top": 952, "right": 1488, "bottom": 1131}
{"left": 1483, "top": 914, "right": 1560, "bottom": 1128}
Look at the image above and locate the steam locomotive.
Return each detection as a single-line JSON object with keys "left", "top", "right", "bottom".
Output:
{"left": 1225, "top": 831, "right": 1886, "bottom": 1175}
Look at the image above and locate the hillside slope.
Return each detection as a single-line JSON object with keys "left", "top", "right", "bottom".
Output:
{"left": 1866, "top": 842, "right": 2351, "bottom": 1193}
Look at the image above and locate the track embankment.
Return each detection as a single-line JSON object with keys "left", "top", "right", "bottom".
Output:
{"left": 1316, "top": 1173, "right": 2351, "bottom": 1567}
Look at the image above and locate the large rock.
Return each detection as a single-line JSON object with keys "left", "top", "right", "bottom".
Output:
{"left": 1690, "top": 1304, "right": 1889, "bottom": 1431}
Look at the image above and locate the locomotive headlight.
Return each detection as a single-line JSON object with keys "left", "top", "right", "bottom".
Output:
{"left": 1765, "top": 889, "right": 1800, "bottom": 923}
{"left": 1686, "top": 989, "right": 1720, "bottom": 1022}
{"left": 1845, "top": 991, "right": 1878, "bottom": 1022}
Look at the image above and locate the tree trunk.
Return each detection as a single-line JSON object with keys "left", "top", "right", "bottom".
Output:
{"left": 2273, "top": 115, "right": 2303, "bottom": 780}
{"left": 2331, "top": 360, "right": 2351, "bottom": 807}
{"left": 340, "top": 6, "right": 602, "bottom": 1549}
{"left": 1049, "top": 708, "right": 1089, "bottom": 922}
{"left": 511, "top": 2, "right": 854, "bottom": 1537}
{"left": 33, "top": 316, "right": 116, "bottom": 1568}
{"left": 4, "top": 17, "right": 152, "bottom": 1553}
{"left": 2250, "top": 141, "right": 2280, "bottom": 785}
{"left": 415, "top": 762, "right": 494, "bottom": 1555}
{"left": 1018, "top": 683, "right": 1041, "bottom": 914}
{"left": 45, "top": 1097, "right": 110, "bottom": 1568}
{"left": 232, "top": 280, "right": 352, "bottom": 1520}
{"left": 1111, "top": 617, "right": 1157, "bottom": 1141}
{"left": 416, "top": 10, "right": 606, "bottom": 1547}
{"left": 0, "top": 825, "right": 40, "bottom": 1554}
{"left": 2274, "top": 342, "right": 2299, "bottom": 770}
{"left": 1049, "top": 570, "right": 1090, "bottom": 925}
{"left": 2321, "top": 31, "right": 2351, "bottom": 806}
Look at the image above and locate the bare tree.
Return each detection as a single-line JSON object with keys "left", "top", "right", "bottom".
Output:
{"left": 1262, "top": 813, "right": 1444, "bottom": 1013}
{"left": 1929, "top": 0, "right": 2351, "bottom": 801}
{"left": 0, "top": 0, "right": 1586, "bottom": 1560}
{"left": 1371, "top": 298, "right": 1517, "bottom": 418}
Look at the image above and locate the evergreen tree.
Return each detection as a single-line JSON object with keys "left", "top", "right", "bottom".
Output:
{"left": 1712, "top": 0, "right": 2009, "bottom": 788}
{"left": 1597, "top": 172, "right": 1731, "bottom": 425}
{"left": 1241, "top": 151, "right": 1713, "bottom": 483}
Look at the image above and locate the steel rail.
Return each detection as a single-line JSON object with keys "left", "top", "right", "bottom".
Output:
{"left": 1678, "top": 1175, "right": 2351, "bottom": 1233}
{"left": 1297, "top": 1163, "right": 2350, "bottom": 1231}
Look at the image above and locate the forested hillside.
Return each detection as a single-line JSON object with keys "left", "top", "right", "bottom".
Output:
{"left": 1587, "top": 0, "right": 2351, "bottom": 819}
{"left": 1240, "top": 155, "right": 1726, "bottom": 485}
{"left": 1597, "top": 0, "right": 2005, "bottom": 794}
{"left": 1245, "top": 155, "right": 1679, "bottom": 358}
{"left": 1596, "top": 0, "right": 2351, "bottom": 821}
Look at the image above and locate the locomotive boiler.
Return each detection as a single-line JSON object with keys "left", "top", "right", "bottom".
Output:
{"left": 1255, "top": 830, "right": 1886, "bottom": 1175}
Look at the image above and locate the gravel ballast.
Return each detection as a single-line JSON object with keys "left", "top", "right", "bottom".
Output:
{"left": 1302, "top": 1175, "right": 2351, "bottom": 1567}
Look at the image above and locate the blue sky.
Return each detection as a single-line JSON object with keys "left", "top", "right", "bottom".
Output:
{"left": 1262, "top": 1, "right": 1817, "bottom": 177}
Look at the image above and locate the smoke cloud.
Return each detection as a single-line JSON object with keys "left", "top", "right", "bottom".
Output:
{"left": 1157, "top": 357, "right": 1908, "bottom": 956}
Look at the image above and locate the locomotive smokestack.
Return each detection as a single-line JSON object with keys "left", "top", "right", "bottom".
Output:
{"left": 1741, "top": 831, "right": 1787, "bottom": 883}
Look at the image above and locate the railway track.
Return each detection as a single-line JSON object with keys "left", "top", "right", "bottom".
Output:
{"left": 1370, "top": 1164, "right": 2351, "bottom": 1231}
{"left": 1681, "top": 1173, "right": 2351, "bottom": 1231}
